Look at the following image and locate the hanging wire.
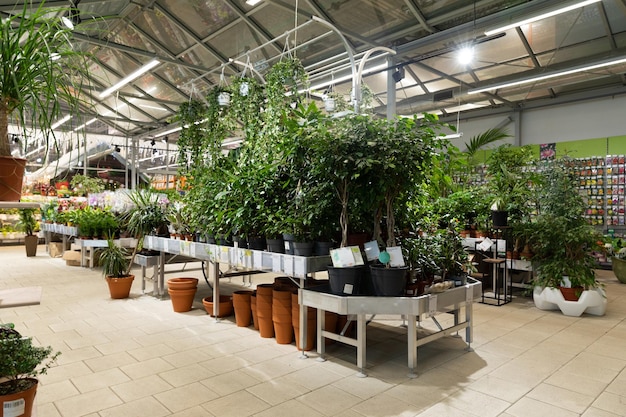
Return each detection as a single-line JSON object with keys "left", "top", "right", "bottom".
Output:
{"left": 293, "top": 0, "right": 298, "bottom": 57}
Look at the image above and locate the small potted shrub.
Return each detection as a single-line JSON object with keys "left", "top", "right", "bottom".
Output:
{"left": 16, "top": 208, "right": 39, "bottom": 257}
{"left": 0, "top": 323, "right": 60, "bottom": 417}
{"left": 99, "top": 238, "right": 134, "bottom": 299}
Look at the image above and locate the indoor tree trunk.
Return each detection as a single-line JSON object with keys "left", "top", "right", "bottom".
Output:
{"left": 337, "top": 180, "right": 349, "bottom": 247}
{"left": 385, "top": 191, "right": 397, "bottom": 248}
{"left": 0, "top": 104, "right": 10, "bottom": 157}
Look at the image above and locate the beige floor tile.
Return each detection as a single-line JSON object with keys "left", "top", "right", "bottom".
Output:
{"left": 351, "top": 393, "right": 426, "bottom": 417}
{"left": 110, "top": 375, "right": 173, "bottom": 402}
{"left": 171, "top": 405, "right": 217, "bottom": 417}
{"left": 33, "top": 402, "right": 62, "bottom": 417}
{"left": 506, "top": 397, "right": 581, "bottom": 417}
{"left": 98, "top": 396, "right": 171, "bottom": 417}
{"left": 119, "top": 357, "right": 175, "bottom": 380}
{"left": 330, "top": 372, "right": 394, "bottom": 400}
{"left": 445, "top": 387, "right": 511, "bottom": 417}
{"left": 253, "top": 399, "right": 325, "bottom": 417}
{"left": 159, "top": 363, "right": 216, "bottom": 387}
{"left": 297, "top": 384, "right": 363, "bottom": 416}
{"left": 527, "top": 383, "right": 596, "bottom": 414}
{"left": 200, "top": 369, "right": 262, "bottom": 396}
{"left": 83, "top": 352, "right": 138, "bottom": 372}
{"left": 545, "top": 370, "right": 609, "bottom": 397}
{"left": 592, "top": 392, "right": 626, "bottom": 415}
{"left": 42, "top": 361, "right": 94, "bottom": 385}
{"left": 200, "top": 354, "right": 252, "bottom": 375}
{"left": 581, "top": 407, "right": 623, "bottom": 416}
{"left": 95, "top": 338, "right": 144, "bottom": 355}
{"left": 467, "top": 375, "right": 530, "bottom": 403}
{"left": 280, "top": 362, "right": 346, "bottom": 391}
{"left": 245, "top": 375, "right": 310, "bottom": 406}
{"left": 153, "top": 382, "right": 219, "bottom": 413}
{"left": 202, "top": 389, "right": 270, "bottom": 417}
{"left": 71, "top": 368, "right": 131, "bottom": 393}
{"left": 37, "top": 380, "right": 80, "bottom": 405}
{"left": 416, "top": 402, "right": 481, "bottom": 417}
{"left": 54, "top": 387, "right": 123, "bottom": 417}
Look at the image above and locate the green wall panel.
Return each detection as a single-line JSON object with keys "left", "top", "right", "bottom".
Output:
{"left": 608, "top": 136, "right": 626, "bottom": 155}
{"left": 555, "top": 138, "right": 607, "bottom": 158}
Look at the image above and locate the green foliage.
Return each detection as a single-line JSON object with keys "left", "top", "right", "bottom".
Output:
{"left": 121, "top": 190, "right": 169, "bottom": 239}
{"left": 0, "top": 323, "right": 60, "bottom": 395}
{"left": 529, "top": 159, "right": 602, "bottom": 289}
{"left": 70, "top": 174, "right": 105, "bottom": 196}
{"left": 0, "top": 1, "right": 92, "bottom": 157}
{"left": 99, "top": 239, "right": 131, "bottom": 278}
{"left": 16, "top": 208, "right": 38, "bottom": 236}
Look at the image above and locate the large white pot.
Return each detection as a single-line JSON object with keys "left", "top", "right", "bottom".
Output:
{"left": 533, "top": 286, "right": 607, "bottom": 317}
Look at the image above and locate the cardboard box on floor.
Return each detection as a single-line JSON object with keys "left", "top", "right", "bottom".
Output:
{"left": 48, "top": 242, "right": 64, "bottom": 258}
{"left": 62, "top": 250, "right": 81, "bottom": 267}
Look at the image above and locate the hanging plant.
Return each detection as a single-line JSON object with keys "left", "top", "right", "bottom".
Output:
{"left": 174, "top": 99, "right": 208, "bottom": 174}
{"left": 230, "top": 77, "right": 263, "bottom": 144}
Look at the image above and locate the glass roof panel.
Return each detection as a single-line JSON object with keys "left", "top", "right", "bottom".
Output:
{"left": 161, "top": 0, "right": 237, "bottom": 39}
{"left": 520, "top": 6, "right": 606, "bottom": 54}
{"left": 133, "top": 7, "right": 197, "bottom": 53}
{"left": 472, "top": 57, "right": 536, "bottom": 84}
{"left": 536, "top": 38, "right": 613, "bottom": 67}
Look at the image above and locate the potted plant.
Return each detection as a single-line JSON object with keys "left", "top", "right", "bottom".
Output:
{"left": 16, "top": 208, "right": 39, "bottom": 257}
{"left": 0, "top": 323, "right": 60, "bottom": 417}
{"left": 0, "top": 3, "right": 90, "bottom": 201}
{"left": 99, "top": 238, "right": 134, "bottom": 299}
{"left": 529, "top": 159, "right": 606, "bottom": 315}
{"left": 609, "top": 239, "right": 626, "bottom": 284}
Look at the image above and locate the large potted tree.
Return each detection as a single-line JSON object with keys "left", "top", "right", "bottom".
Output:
{"left": 529, "top": 159, "right": 606, "bottom": 316}
{"left": 0, "top": 323, "right": 60, "bottom": 417}
{"left": 0, "top": 2, "right": 91, "bottom": 201}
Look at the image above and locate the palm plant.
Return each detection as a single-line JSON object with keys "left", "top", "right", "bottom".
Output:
{"left": 0, "top": 2, "right": 92, "bottom": 199}
{"left": 99, "top": 239, "right": 131, "bottom": 278}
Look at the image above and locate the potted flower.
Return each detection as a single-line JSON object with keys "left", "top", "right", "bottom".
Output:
{"left": 0, "top": 323, "right": 60, "bottom": 417}
{"left": 16, "top": 208, "right": 39, "bottom": 257}
{"left": 0, "top": 3, "right": 90, "bottom": 201}
{"left": 99, "top": 238, "right": 134, "bottom": 299}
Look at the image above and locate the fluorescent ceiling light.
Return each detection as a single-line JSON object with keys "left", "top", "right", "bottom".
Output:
{"left": 73, "top": 118, "right": 97, "bottom": 132}
{"left": 51, "top": 115, "right": 71, "bottom": 129}
{"left": 154, "top": 126, "right": 182, "bottom": 138}
{"left": 485, "top": 0, "right": 601, "bottom": 36}
{"left": 246, "top": 0, "right": 262, "bottom": 5}
{"left": 469, "top": 56, "right": 626, "bottom": 94}
{"left": 99, "top": 59, "right": 160, "bottom": 98}
{"left": 437, "top": 133, "right": 463, "bottom": 140}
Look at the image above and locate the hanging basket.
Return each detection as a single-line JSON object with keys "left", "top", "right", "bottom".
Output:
{"left": 239, "top": 82, "right": 250, "bottom": 96}
{"left": 324, "top": 97, "right": 336, "bottom": 112}
{"left": 217, "top": 92, "right": 231, "bottom": 106}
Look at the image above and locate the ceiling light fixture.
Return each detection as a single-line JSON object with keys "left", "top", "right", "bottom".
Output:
{"left": 73, "top": 118, "right": 97, "bottom": 132}
{"left": 457, "top": 46, "right": 474, "bottom": 65}
{"left": 99, "top": 59, "right": 160, "bottom": 98}
{"left": 484, "top": 0, "right": 601, "bottom": 36}
{"left": 246, "top": 0, "right": 262, "bottom": 5}
{"left": 51, "top": 115, "right": 71, "bottom": 129}
{"left": 469, "top": 56, "right": 626, "bottom": 94}
{"left": 392, "top": 66, "right": 405, "bottom": 83}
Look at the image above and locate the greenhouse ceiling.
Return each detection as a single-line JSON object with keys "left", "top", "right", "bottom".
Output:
{"left": 2, "top": 0, "right": 626, "bottom": 144}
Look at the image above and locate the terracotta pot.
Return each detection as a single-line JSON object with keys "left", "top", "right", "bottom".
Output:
{"left": 202, "top": 295, "right": 233, "bottom": 317}
{"left": 292, "top": 292, "right": 316, "bottom": 351}
{"left": 168, "top": 287, "right": 197, "bottom": 312}
{"left": 0, "top": 156, "right": 26, "bottom": 202}
{"left": 232, "top": 290, "right": 253, "bottom": 326}
{"left": 255, "top": 284, "right": 274, "bottom": 338}
{"left": 559, "top": 286, "right": 584, "bottom": 301}
{"left": 250, "top": 292, "right": 259, "bottom": 330}
{"left": 272, "top": 289, "right": 293, "bottom": 344}
{"left": 0, "top": 377, "right": 38, "bottom": 417}
{"left": 167, "top": 277, "right": 198, "bottom": 291}
{"left": 106, "top": 275, "right": 134, "bottom": 299}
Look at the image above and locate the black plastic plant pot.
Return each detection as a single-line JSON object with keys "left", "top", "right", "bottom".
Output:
{"left": 327, "top": 265, "right": 366, "bottom": 295}
{"left": 491, "top": 210, "right": 508, "bottom": 228}
{"left": 369, "top": 265, "right": 409, "bottom": 296}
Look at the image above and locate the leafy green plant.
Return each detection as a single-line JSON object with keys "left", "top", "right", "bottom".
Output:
{"left": 70, "top": 174, "right": 105, "bottom": 196}
{"left": 0, "top": 1, "right": 92, "bottom": 158}
{"left": 16, "top": 208, "right": 38, "bottom": 236}
{"left": 0, "top": 323, "right": 60, "bottom": 395}
{"left": 99, "top": 239, "right": 131, "bottom": 278}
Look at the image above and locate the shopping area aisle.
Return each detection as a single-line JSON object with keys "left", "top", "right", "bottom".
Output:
{"left": 1, "top": 244, "right": 625, "bottom": 417}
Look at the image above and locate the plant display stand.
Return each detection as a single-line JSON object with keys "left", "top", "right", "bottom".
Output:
{"left": 533, "top": 286, "right": 607, "bottom": 317}
{"left": 300, "top": 278, "right": 482, "bottom": 378}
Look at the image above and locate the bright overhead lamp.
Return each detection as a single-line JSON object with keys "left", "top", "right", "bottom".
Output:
{"left": 437, "top": 133, "right": 463, "bottom": 140}
{"left": 457, "top": 46, "right": 474, "bottom": 65}
{"left": 99, "top": 59, "right": 160, "bottom": 98}
{"left": 154, "top": 126, "right": 182, "bottom": 138}
{"left": 51, "top": 115, "right": 71, "bottom": 129}
{"left": 246, "top": 0, "right": 262, "bottom": 5}
{"left": 468, "top": 56, "right": 626, "bottom": 94}
{"left": 484, "top": 0, "right": 602, "bottom": 36}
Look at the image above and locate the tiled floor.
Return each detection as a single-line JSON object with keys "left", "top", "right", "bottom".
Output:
{"left": 1, "top": 244, "right": 625, "bottom": 417}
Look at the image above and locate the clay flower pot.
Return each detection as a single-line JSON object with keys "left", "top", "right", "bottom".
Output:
{"left": 232, "top": 290, "right": 253, "bottom": 326}
{"left": 202, "top": 295, "right": 233, "bottom": 318}
{"left": 106, "top": 275, "right": 134, "bottom": 299}
{"left": 167, "top": 277, "right": 199, "bottom": 291}
{"left": 168, "top": 287, "right": 197, "bottom": 312}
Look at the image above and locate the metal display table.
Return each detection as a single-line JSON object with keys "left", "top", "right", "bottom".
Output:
{"left": 142, "top": 236, "right": 330, "bottom": 318}
{"left": 300, "top": 278, "right": 482, "bottom": 378}
{"left": 40, "top": 223, "right": 78, "bottom": 255}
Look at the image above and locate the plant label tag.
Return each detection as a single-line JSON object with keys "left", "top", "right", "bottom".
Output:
{"left": 428, "top": 294, "right": 437, "bottom": 317}
{"left": 477, "top": 238, "right": 493, "bottom": 252}
{"left": 343, "top": 283, "right": 354, "bottom": 294}
{"left": 364, "top": 241, "right": 380, "bottom": 261}
{"left": 190, "top": 243, "right": 197, "bottom": 258}
{"left": 386, "top": 246, "right": 405, "bottom": 267}
{"left": 253, "top": 251, "right": 263, "bottom": 269}
{"left": 180, "top": 241, "right": 191, "bottom": 256}
{"left": 3, "top": 398, "right": 25, "bottom": 417}
{"left": 220, "top": 247, "right": 229, "bottom": 263}
{"left": 351, "top": 246, "right": 365, "bottom": 266}
{"left": 330, "top": 247, "right": 355, "bottom": 267}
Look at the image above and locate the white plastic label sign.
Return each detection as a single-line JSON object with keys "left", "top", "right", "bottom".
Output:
{"left": 428, "top": 294, "right": 438, "bottom": 317}
{"left": 3, "top": 398, "right": 25, "bottom": 417}
{"left": 386, "top": 246, "right": 405, "bottom": 267}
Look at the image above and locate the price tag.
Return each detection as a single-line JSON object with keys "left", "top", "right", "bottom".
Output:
{"left": 190, "top": 243, "right": 197, "bottom": 258}
{"left": 180, "top": 241, "right": 191, "bottom": 256}
{"left": 3, "top": 398, "right": 25, "bottom": 417}
{"left": 428, "top": 294, "right": 438, "bottom": 317}
{"left": 220, "top": 247, "right": 230, "bottom": 263}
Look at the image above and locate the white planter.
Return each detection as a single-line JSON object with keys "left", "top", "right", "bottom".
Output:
{"left": 533, "top": 286, "right": 607, "bottom": 317}
{"left": 217, "top": 92, "right": 231, "bottom": 106}
{"left": 324, "top": 97, "right": 336, "bottom": 112}
{"left": 239, "top": 82, "right": 249, "bottom": 96}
